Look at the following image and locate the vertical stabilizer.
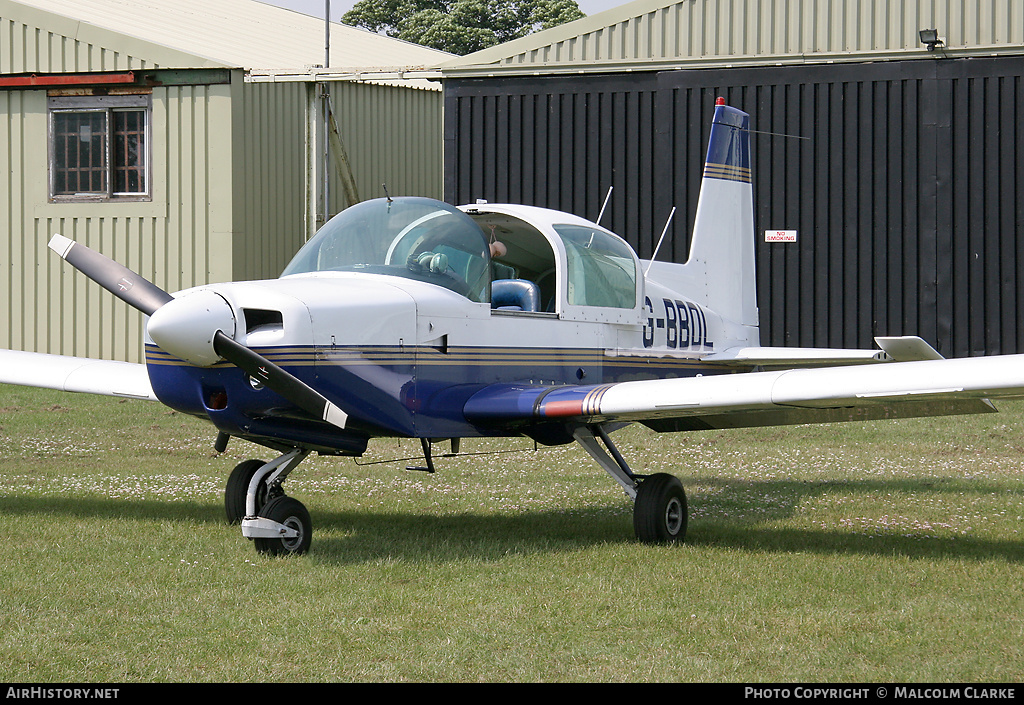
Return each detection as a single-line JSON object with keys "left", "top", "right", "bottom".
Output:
{"left": 683, "top": 99, "right": 758, "bottom": 328}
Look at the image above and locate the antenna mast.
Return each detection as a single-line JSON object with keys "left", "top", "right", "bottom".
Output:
{"left": 596, "top": 186, "right": 613, "bottom": 225}
{"left": 645, "top": 207, "right": 676, "bottom": 276}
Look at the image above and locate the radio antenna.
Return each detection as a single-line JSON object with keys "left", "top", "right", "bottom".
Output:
{"left": 596, "top": 186, "right": 613, "bottom": 225}
{"left": 645, "top": 206, "right": 676, "bottom": 276}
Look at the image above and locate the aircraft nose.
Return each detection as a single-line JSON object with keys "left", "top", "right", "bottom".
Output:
{"left": 147, "top": 289, "right": 237, "bottom": 367}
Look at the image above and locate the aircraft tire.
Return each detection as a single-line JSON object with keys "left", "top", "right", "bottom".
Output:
{"left": 633, "top": 473, "right": 688, "bottom": 544}
{"left": 225, "top": 459, "right": 269, "bottom": 525}
{"left": 253, "top": 496, "right": 312, "bottom": 556}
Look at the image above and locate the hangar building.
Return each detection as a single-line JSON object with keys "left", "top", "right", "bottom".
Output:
{"left": 1, "top": 0, "right": 448, "bottom": 362}
{"left": 440, "top": 0, "right": 1024, "bottom": 357}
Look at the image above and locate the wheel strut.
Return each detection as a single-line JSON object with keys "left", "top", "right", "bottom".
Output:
{"left": 572, "top": 425, "right": 639, "bottom": 499}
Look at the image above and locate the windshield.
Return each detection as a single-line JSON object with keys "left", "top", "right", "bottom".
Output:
{"left": 281, "top": 197, "right": 492, "bottom": 302}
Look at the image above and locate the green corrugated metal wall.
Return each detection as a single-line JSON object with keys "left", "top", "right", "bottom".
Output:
{"left": 330, "top": 81, "right": 444, "bottom": 208}
{"left": 1, "top": 82, "right": 237, "bottom": 362}
{"left": 235, "top": 80, "right": 309, "bottom": 281}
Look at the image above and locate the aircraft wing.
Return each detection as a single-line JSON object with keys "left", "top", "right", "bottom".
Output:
{"left": 463, "top": 353, "right": 1024, "bottom": 433}
{"left": 0, "top": 349, "right": 157, "bottom": 401}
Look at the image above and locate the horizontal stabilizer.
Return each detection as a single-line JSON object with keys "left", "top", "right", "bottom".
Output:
{"left": 705, "top": 336, "right": 945, "bottom": 368}
{"left": 874, "top": 336, "right": 944, "bottom": 362}
{"left": 0, "top": 350, "right": 156, "bottom": 400}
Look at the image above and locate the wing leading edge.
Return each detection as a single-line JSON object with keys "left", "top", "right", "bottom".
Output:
{"left": 463, "top": 354, "right": 1024, "bottom": 433}
{"left": 0, "top": 350, "right": 157, "bottom": 401}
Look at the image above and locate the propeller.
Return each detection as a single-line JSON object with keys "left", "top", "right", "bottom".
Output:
{"left": 48, "top": 235, "right": 349, "bottom": 430}
{"left": 48, "top": 234, "right": 172, "bottom": 316}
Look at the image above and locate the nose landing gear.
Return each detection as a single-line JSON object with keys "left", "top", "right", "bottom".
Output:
{"left": 224, "top": 449, "right": 313, "bottom": 556}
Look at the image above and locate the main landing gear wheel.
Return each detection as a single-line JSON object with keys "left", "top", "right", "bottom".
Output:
{"left": 254, "top": 496, "right": 312, "bottom": 556}
{"left": 633, "top": 473, "right": 688, "bottom": 544}
{"left": 225, "top": 459, "right": 274, "bottom": 524}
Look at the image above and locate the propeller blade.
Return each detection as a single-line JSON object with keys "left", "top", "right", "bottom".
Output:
{"left": 49, "top": 234, "right": 173, "bottom": 316}
{"left": 213, "top": 331, "right": 349, "bottom": 429}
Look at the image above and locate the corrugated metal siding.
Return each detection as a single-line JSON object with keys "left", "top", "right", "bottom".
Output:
{"left": 945, "top": 60, "right": 1024, "bottom": 356}
{"left": 160, "top": 82, "right": 236, "bottom": 292}
{"left": 444, "top": 55, "right": 1024, "bottom": 357}
{"left": 0, "top": 8, "right": 227, "bottom": 362}
{"left": 0, "top": 88, "right": 153, "bottom": 362}
{"left": 235, "top": 80, "right": 308, "bottom": 280}
{"left": 1, "top": 89, "right": 34, "bottom": 358}
{"left": 329, "top": 80, "right": 443, "bottom": 209}
{"left": 457, "top": 0, "right": 1023, "bottom": 70}
{"left": 728, "top": 58, "right": 1024, "bottom": 356}
{"left": 2, "top": 4, "right": 162, "bottom": 71}
{"left": 1, "top": 82, "right": 237, "bottom": 363}
{"left": 1, "top": 76, "right": 445, "bottom": 361}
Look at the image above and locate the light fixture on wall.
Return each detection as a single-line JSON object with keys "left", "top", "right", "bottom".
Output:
{"left": 919, "top": 29, "right": 944, "bottom": 51}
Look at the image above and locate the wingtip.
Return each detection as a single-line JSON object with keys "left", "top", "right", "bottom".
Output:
{"left": 48, "top": 234, "right": 74, "bottom": 259}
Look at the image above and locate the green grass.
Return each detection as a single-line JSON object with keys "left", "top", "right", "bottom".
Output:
{"left": 1, "top": 383, "right": 1023, "bottom": 682}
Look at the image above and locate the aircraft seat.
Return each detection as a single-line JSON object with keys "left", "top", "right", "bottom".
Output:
{"left": 491, "top": 279, "right": 540, "bottom": 312}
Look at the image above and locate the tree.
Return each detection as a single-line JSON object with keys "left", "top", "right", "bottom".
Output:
{"left": 342, "top": 0, "right": 586, "bottom": 55}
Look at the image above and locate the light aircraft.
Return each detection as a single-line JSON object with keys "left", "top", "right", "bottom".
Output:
{"left": 4, "top": 98, "right": 1024, "bottom": 555}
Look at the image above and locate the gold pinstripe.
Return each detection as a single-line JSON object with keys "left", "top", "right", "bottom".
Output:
{"left": 145, "top": 344, "right": 736, "bottom": 372}
{"left": 703, "top": 162, "right": 752, "bottom": 183}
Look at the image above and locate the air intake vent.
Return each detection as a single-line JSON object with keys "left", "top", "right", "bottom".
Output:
{"left": 243, "top": 308, "right": 283, "bottom": 334}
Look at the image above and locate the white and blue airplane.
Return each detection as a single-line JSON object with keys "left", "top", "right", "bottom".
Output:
{"left": 4, "top": 98, "right": 1024, "bottom": 555}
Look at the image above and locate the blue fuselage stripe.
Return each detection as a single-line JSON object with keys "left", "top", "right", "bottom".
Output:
{"left": 145, "top": 344, "right": 743, "bottom": 440}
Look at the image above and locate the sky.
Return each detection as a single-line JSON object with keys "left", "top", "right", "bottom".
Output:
{"left": 262, "top": 0, "right": 630, "bottom": 23}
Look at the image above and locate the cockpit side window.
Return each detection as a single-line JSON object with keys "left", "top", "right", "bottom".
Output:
{"left": 554, "top": 225, "right": 638, "bottom": 309}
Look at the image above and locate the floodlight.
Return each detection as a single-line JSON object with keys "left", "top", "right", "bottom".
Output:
{"left": 919, "top": 29, "right": 943, "bottom": 51}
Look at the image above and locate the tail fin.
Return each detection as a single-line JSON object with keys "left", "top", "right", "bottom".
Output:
{"left": 682, "top": 98, "right": 758, "bottom": 328}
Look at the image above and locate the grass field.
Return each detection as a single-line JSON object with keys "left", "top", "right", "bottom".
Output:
{"left": 1, "top": 382, "right": 1023, "bottom": 682}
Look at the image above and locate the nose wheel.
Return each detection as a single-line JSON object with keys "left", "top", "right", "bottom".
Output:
{"left": 253, "top": 496, "right": 312, "bottom": 556}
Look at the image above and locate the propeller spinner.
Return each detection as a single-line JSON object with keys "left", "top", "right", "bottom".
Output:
{"left": 47, "top": 235, "right": 349, "bottom": 430}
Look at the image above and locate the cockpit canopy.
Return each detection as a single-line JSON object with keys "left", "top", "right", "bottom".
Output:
{"left": 281, "top": 197, "right": 492, "bottom": 303}
{"left": 282, "top": 196, "right": 641, "bottom": 320}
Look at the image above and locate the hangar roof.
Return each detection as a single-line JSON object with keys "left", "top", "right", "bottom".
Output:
{"left": 3, "top": 0, "right": 451, "bottom": 76}
{"left": 441, "top": 0, "right": 1024, "bottom": 77}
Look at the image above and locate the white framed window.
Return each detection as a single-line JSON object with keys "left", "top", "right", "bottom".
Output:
{"left": 48, "top": 94, "right": 151, "bottom": 202}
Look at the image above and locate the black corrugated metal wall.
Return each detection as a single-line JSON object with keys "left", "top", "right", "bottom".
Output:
{"left": 444, "top": 56, "right": 1023, "bottom": 357}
